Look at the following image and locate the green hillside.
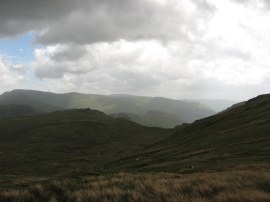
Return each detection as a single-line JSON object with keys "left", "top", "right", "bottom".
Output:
{"left": 1, "top": 93, "right": 269, "bottom": 176}
{"left": 0, "top": 105, "right": 39, "bottom": 119}
{"left": 1, "top": 94, "right": 270, "bottom": 201}
{"left": 0, "top": 91, "right": 64, "bottom": 112}
{"left": 0, "top": 108, "right": 172, "bottom": 176}
{"left": 108, "top": 94, "right": 270, "bottom": 172}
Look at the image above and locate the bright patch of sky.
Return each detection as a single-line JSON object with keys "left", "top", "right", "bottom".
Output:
{"left": 0, "top": 33, "right": 39, "bottom": 63}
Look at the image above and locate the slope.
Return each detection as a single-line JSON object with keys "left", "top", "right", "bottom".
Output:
{"left": 0, "top": 105, "right": 39, "bottom": 119}
{"left": 0, "top": 108, "right": 172, "bottom": 176}
{"left": 0, "top": 91, "right": 63, "bottom": 112}
{"left": 111, "top": 110, "right": 184, "bottom": 128}
{"left": 108, "top": 94, "right": 270, "bottom": 172}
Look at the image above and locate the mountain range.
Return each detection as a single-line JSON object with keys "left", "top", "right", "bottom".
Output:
{"left": 0, "top": 91, "right": 269, "bottom": 176}
{"left": 0, "top": 89, "right": 216, "bottom": 127}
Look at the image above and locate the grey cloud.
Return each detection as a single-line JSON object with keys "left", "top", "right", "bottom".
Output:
{"left": 261, "top": 0, "right": 270, "bottom": 7}
{"left": 0, "top": 0, "right": 79, "bottom": 37}
{"left": 108, "top": 68, "right": 163, "bottom": 91}
{"left": 33, "top": 40, "right": 170, "bottom": 90}
{"left": 36, "top": 0, "right": 185, "bottom": 44}
{"left": 35, "top": 65, "right": 65, "bottom": 79}
{"left": 59, "top": 70, "right": 162, "bottom": 94}
{"left": 191, "top": 0, "right": 216, "bottom": 14}
{"left": 35, "top": 63, "right": 90, "bottom": 79}
{"left": 0, "top": 0, "right": 215, "bottom": 43}
{"left": 51, "top": 46, "right": 87, "bottom": 61}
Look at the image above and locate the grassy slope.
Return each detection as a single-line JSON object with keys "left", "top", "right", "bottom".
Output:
{"left": 108, "top": 94, "right": 270, "bottom": 172}
{"left": 1, "top": 94, "right": 270, "bottom": 201}
{"left": 0, "top": 91, "right": 63, "bottom": 112}
{"left": 0, "top": 105, "right": 39, "bottom": 119}
{"left": 1, "top": 170, "right": 270, "bottom": 202}
{"left": 1, "top": 93, "right": 270, "bottom": 175}
{"left": 0, "top": 109, "right": 172, "bottom": 176}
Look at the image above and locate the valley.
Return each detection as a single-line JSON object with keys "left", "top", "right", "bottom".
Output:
{"left": 0, "top": 91, "right": 270, "bottom": 201}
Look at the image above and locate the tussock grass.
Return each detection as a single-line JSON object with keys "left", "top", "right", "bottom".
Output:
{"left": 1, "top": 170, "right": 270, "bottom": 202}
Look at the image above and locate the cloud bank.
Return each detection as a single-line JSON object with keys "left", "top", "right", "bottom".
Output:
{"left": 1, "top": 0, "right": 270, "bottom": 100}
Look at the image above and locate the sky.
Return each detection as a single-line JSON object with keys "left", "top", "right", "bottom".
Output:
{"left": 1, "top": 0, "right": 270, "bottom": 101}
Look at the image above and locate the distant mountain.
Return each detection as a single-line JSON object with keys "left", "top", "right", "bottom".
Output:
{"left": 0, "top": 91, "right": 64, "bottom": 112}
{"left": 0, "top": 90, "right": 216, "bottom": 127}
{"left": 0, "top": 105, "right": 39, "bottom": 119}
{"left": 0, "top": 108, "right": 172, "bottom": 175}
{"left": 110, "top": 93, "right": 270, "bottom": 172}
{"left": 184, "top": 99, "right": 237, "bottom": 112}
{"left": 112, "top": 110, "right": 184, "bottom": 128}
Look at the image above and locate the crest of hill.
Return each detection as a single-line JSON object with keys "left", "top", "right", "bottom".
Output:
{"left": 0, "top": 90, "right": 63, "bottom": 112}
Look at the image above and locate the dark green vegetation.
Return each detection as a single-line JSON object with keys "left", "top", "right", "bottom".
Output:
{"left": 0, "top": 91, "right": 63, "bottom": 113}
{"left": 111, "top": 94, "right": 270, "bottom": 172}
{"left": 0, "top": 108, "right": 172, "bottom": 176}
{"left": 1, "top": 92, "right": 270, "bottom": 201}
{"left": 0, "top": 93, "right": 270, "bottom": 175}
{"left": 0, "top": 89, "right": 215, "bottom": 127}
{"left": 0, "top": 105, "right": 39, "bottom": 119}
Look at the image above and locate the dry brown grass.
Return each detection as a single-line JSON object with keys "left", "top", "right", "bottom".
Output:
{"left": 1, "top": 170, "right": 270, "bottom": 202}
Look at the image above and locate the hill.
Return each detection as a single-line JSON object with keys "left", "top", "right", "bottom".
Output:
{"left": 0, "top": 90, "right": 215, "bottom": 127}
{"left": 0, "top": 91, "right": 63, "bottom": 112}
{"left": 108, "top": 94, "right": 270, "bottom": 172}
{"left": 111, "top": 110, "right": 184, "bottom": 128}
{"left": 1, "top": 94, "right": 270, "bottom": 201}
{"left": 0, "top": 108, "right": 172, "bottom": 176}
{"left": 0, "top": 105, "right": 39, "bottom": 119}
{"left": 1, "top": 92, "right": 269, "bottom": 175}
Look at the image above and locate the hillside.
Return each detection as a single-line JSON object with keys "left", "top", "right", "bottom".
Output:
{"left": 0, "top": 90, "right": 215, "bottom": 127}
{"left": 1, "top": 94, "right": 270, "bottom": 201}
{"left": 0, "top": 105, "right": 39, "bottom": 119}
{"left": 0, "top": 108, "right": 172, "bottom": 176}
{"left": 0, "top": 91, "right": 63, "bottom": 112}
{"left": 1, "top": 93, "right": 269, "bottom": 175}
{"left": 108, "top": 94, "right": 270, "bottom": 172}
{"left": 111, "top": 110, "right": 184, "bottom": 128}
